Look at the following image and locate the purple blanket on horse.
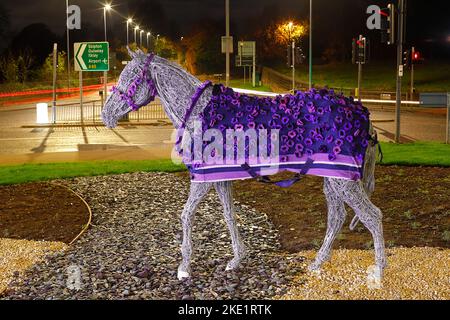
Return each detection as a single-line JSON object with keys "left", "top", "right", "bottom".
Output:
{"left": 183, "top": 85, "right": 372, "bottom": 183}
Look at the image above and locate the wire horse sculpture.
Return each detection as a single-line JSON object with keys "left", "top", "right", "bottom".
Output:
{"left": 102, "top": 49, "right": 386, "bottom": 285}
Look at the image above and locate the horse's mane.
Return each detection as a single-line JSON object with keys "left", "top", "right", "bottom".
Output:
{"left": 149, "top": 55, "right": 205, "bottom": 127}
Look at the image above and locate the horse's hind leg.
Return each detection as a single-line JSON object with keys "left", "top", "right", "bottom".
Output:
{"left": 309, "top": 178, "right": 347, "bottom": 271}
{"left": 178, "top": 181, "right": 212, "bottom": 280}
{"left": 329, "top": 178, "right": 387, "bottom": 278}
{"left": 214, "top": 181, "right": 247, "bottom": 271}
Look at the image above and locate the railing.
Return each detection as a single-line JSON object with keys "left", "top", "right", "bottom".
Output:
{"left": 53, "top": 99, "right": 168, "bottom": 123}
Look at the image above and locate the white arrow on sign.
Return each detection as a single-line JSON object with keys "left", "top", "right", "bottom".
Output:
{"left": 76, "top": 43, "right": 87, "bottom": 70}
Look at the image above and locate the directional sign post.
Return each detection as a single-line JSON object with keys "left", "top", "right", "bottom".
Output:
{"left": 74, "top": 42, "right": 109, "bottom": 118}
{"left": 74, "top": 42, "right": 109, "bottom": 72}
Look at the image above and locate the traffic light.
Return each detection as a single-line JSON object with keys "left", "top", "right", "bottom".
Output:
{"left": 352, "top": 38, "right": 357, "bottom": 64}
{"left": 412, "top": 48, "right": 422, "bottom": 65}
{"left": 403, "top": 49, "right": 411, "bottom": 68}
{"left": 381, "top": 3, "right": 395, "bottom": 45}
{"left": 352, "top": 36, "right": 369, "bottom": 64}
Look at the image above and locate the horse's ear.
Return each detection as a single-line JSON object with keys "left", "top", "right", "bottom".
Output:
{"left": 136, "top": 48, "right": 145, "bottom": 55}
{"left": 127, "top": 46, "right": 138, "bottom": 59}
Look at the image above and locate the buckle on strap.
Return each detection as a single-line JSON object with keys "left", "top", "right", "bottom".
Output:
{"left": 241, "top": 158, "right": 314, "bottom": 188}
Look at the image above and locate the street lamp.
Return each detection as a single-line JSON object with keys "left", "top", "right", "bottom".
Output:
{"left": 140, "top": 30, "right": 144, "bottom": 48}
{"left": 134, "top": 26, "right": 139, "bottom": 44}
{"left": 103, "top": 3, "right": 111, "bottom": 41}
{"left": 126, "top": 18, "right": 133, "bottom": 46}
{"left": 103, "top": 3, "right": 111, "bottom": 102}
{"left": 147, "top": 32, "right": 151, "bottom": 48}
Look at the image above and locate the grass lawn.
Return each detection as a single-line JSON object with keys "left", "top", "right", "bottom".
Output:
{"left": 272, "top": 60, "right": 450, "bottom": 92}
{"left": 0, "top": 142, "right": 448, "bottom": 185}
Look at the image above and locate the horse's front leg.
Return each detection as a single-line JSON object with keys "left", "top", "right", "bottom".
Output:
{"left": 214, "top": 181, "right": 247, "bottom": 271}
{"left": 309, "top": 178, "right": 347, "bottom": 272}
{"left": 178, "top": 181, "right": 212, "bottom": 280}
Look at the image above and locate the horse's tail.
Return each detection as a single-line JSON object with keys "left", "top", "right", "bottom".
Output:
{"left": 362, "top": 122, "right": 378, "bottom": 198}
{"left": 349, "top": 121, "right": 379, "bottom": 231}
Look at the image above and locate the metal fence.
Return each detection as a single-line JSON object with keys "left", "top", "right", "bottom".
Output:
{"left": 53, "top": 99, "right": 168, "bottom": 123}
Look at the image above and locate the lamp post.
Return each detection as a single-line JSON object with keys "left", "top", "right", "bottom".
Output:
{"left": 103, "top": 3, "right": 111, "bottom": 103}
{"left": 66, "top": 0, "right": 71, "bottom": 91}
{"left": 126, "top": 18, "right": 132, "bottom": 46}
{"left": 288, "top": 22, "right": 295, "bottom": 92}
{"left": 309, "top": 0, "right": 313, "bottom": 90}
{"left": 140, "top": 30, "right": 144, "bottom": 48}
{"left": 147, "top": 32, "right": 151, "bottom": 49}
{"left": 134, "top": 26, "right": 139, "bottom": 45}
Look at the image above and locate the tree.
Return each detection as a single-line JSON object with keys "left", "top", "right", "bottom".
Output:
{"left": 10, "top": 23, "right": 59, "bottom": 69}
{"left": 182, "top": 20, "right": 224, "bottom": 75}
{"left": 16, "top": 49, "right": 34, "bottom": 83}
{"left": 0, "top": 53, "right": 18, "bottom": 83}
{"left": 41, "top": 51, "right": 67, "bottom": 80}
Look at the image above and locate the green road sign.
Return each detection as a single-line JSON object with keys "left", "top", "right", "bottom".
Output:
{"left": 74, "top": 42, "right": 109, "bottom": 72}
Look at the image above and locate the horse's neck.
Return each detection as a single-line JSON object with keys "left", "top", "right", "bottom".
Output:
{"left": 150, "top": 58, "right": 213, "bottom": 130}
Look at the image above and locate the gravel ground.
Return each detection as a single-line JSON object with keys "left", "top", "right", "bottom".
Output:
{"left": 281, "top": 247, "right": 450, "bottom": 300}
{"left": 3, "top": 172, "right": 304, "bottom": 300}
{"left": 0, "top": 239, "right": 67, "bottom": 295}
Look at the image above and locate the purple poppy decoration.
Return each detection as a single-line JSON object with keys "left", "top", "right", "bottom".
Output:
{"left": 344, "top": 122, "right": 353, "bottom": 131}
{"left": 346, "top": 135, "right": 354, "bottom": 143}
{"left": 305, "top": 138, "right": 313, "bottom": 147}
{"left": 328, "top": 153, "right": 337, "bottom": 161}
{"left": 333, "top": 146, "right": 342, "bottom": 154}
{"left": 288, "top": 130, "right": 297, "bottom": 139}
{"left": 306, "top": 148, "right": 314, "bottom": 157}
{"left": 295, "top": 143, "right": 304, "bottom": 152}
{"left": 326, "top": 135, "right": 334, "bottom": 144}
{"left": 339, "top": 130, "right": 346, "bottom": 138}
{"left": 335, "top": 116, "right": 343, "bottom": 124}
{"left": 335, "top": 139, "right": 344, "bottom": 147}
{"left": 282, "top": 116, "right": 290, "bottom": 125}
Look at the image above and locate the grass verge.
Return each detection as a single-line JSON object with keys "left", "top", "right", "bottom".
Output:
{"left": 0, "top": 159, "right": 186, "bottom": 185}
{"left": 379, "top": 142, "right": 450, "bottom": 167}
{"left": 0, "top": 142, "right": 448, "bottom": 185}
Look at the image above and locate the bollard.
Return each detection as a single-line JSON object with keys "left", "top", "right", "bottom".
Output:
{"left": 36, "top": 103, "right": 49, "bottom": 124}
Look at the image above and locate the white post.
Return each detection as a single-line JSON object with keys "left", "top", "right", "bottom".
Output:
{"left": 52, "top": 43, "right": 57, "bottom": 124}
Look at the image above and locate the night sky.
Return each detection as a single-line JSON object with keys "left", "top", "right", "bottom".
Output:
{"left": 1, "top": 0, "right": 449, "bottom": 57}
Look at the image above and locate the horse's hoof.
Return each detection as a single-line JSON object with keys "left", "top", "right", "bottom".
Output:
{"left": 366, "top": 265, "right": 383, "bottom": 289}
{"left": 177, "top": 270, "right": 190, "bottom": 281}
{"left": 308, "top": 261, "right": 322, "bottom": 273}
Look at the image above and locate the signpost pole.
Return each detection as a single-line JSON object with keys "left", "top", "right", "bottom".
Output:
{"left": 79, "top": 71, "right": 83, "bottom": 122}
{"left": 52, "top": 43, "right": 57, "bottom": 124}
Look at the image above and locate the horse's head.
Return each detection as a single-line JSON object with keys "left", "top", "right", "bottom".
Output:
{"left": 101, "top": 48, "right": 158, "bottom": 128}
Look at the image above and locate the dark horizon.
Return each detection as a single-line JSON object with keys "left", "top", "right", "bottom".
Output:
{"left": 1, "top": 0, "right": 449, "bottom": 59}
